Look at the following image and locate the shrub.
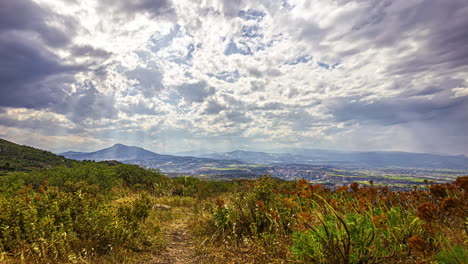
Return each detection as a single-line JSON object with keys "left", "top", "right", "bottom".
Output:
{"left": 0, "top": 184, "right": 155, "bottom": 262}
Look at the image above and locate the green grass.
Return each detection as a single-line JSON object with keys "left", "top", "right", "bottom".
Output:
{"left": 381, "top": 176, "right": 426, "bottom": 182}
{"left": 0, "top": 138, "right": 72, "bottom": 172}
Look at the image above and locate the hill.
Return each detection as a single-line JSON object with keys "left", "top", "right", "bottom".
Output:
{"left": 60, "top": 144, "right": 161, "bottom": 161}
{"left": 0, "top": 138, "right": 69, "bottom": 172}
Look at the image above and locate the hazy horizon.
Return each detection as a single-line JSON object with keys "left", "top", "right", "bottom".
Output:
{"left": 50, "top": 141, "right": 465, "bottom": 158}
{"left": 1, "top": 0, "right": 468, "bottom": 155}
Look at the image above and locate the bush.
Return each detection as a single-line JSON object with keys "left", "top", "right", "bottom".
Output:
{"left": 0, "top": 173, "right": 159, "bottom": 262}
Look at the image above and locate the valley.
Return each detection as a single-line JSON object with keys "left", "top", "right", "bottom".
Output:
{"left": 59, "top": 143, "right": 468, "bottom": 188}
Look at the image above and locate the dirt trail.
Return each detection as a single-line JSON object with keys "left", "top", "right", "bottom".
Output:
{"left": 151, "top": 213, "right": 197, "bottom": 264}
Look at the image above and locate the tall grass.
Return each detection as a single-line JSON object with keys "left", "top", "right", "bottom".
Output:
{"left": 195, "top": 176, "right": 468, "bottom": 263}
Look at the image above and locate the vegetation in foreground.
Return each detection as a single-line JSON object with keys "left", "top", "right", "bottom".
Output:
{"left": 193, "top": 177, "right": 468, "bottom": 264}
{"left": 0, "top": 161, "right": 231, "bottom": 263}
{"left": 0, "top": 151, "right": 466, "bottom": 263}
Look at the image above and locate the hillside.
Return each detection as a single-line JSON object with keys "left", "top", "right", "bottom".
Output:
{"left": 0, "top": 138, "right": 70, "bottom": 172}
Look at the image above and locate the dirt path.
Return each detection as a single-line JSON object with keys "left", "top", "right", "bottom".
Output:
{"left": 151, "top": 212, "right": 197, "bottom": 264}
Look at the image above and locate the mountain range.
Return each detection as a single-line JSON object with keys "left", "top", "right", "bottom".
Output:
{"left": 59, "top": 144, "right": 249, "bottom": 174}
{"left": 60, "top": 144, "right": 468, "bottom": 170}
{"left": 200, "top": 149, "right": 468, "bottom": 169}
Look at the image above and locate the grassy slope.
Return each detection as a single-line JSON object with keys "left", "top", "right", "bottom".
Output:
{"left": 0, "top": 138, "right": 71, "bottom": 172}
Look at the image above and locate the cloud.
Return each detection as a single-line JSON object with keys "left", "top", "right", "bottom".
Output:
{"left": 201, "top": 100, "right": 226, "bottom": 115}
{"left": 176, "top": 80, "right": 215, "bottom": 103}
{"left": 0, "top": 0, "right": 78, "bottom": 47}
{"left": 120, "top": 98, "right": 169, "bottom": 116}
{"left": 0, "top": 108, "right": 81, "bottom": 136}
{"left": 327, "top": 83, "right": 468, "bottom": 128}
{"left": 126, "top": 66, "right": 166, "bottom": 97}
{"left": 71, "top": 45, "right": 112, "bottom": 59}
{"left": 1, "top": 0, "right": 468, "bottom": 155}
{"left": 99, "top": 0, "right": 176, "bottom": 20}
{"left": 0, "top": 37, "right": 78, "bottom": 109}
{"left": 56, "top": 81, "right": 118, "bottom": 124}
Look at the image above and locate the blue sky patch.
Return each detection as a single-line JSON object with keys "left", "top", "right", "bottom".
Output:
{"left": 287, "top": 55, "right": 312, "bottom": 65}
{"left": 224, "top": 40, "right": 253, "bottom": 55}
{"left": 317, "top": 62, "right": 330, "bottom": 69}
{"left": 242, "top": 25, "right": 263, "bottom": 38}
{"left": 239, "top": 9, "right": 265, "bottom": 21}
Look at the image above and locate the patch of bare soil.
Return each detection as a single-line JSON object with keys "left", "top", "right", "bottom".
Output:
{"left": 148, "top": 213, "right": 198, "bottom": 264}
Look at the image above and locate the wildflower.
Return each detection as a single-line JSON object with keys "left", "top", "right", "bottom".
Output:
{"left": 439, "top": 197, "right": 462, "bottom": 218}
{"left": 255, "top": 200, "right": 266, "bottom": 211}
{"left": 350, "top": 182, "right": 359, "bottom": 192}
{"left": 296, "top": 179, "right": 309, "bottom": 189}
{"left": 407, "top": 235, "right": 430, "bottom": 255}
{"left": 440, "top": 197, "right": 458, "bottom": 211}
{"left": 299, "top": 189, "right": 312, "bottom": 199}
{"left": 214, "top": 197, "right": 225, "bottom": 209}
{"left": 38, "top": 185, "right": 46, "bottom": 194}
{"left": 454, "top": 176, "right": 468, "bottom": 192}
{"left": 429, "top": 184, "right": 447, "bottom": 199}
{"left": 336, "top": 186, "right": 348, "bottom": 193}
{"left": 269, "top": 209, "right": 280, "bottom": 222}
{"left": 357, "top": 197, "right": 369, "bottom": 211}
{"left": 416, "top": 202, "right": 437, "bottom": 221}
{"left": 297, "top": 212, "right": 313, "bottom": 222}
{"left": 283, "top": 197, "right": 297, "bottom": 209}
{"left": 372, "top": 213, "right": 388, "bottom": 229}
{"left": 311, "top": 184, "right": 324, "bottom": 192}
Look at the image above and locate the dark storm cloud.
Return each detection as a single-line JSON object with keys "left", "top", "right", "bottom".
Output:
{"left": 0, "top": 0, "right": 106, "bottom": 111}
{"left": 328, "top": 91, "right": 468, "bottom": 128}
{"left": 176, "top": 81, "right": 215, "bottom": 103}
{"left": 100, "top": 0, "right": 176, "bottom": 19}
{"left": 0, "top": 0, "right": 78, "bottom": 47}
{"left": 71, "top": 45, "right": 112, "bottom": 59}
{"left": 0, "top": 37, "right": 78, "bottom": 109}
{"left": 330, "top": 0, "right": 468, "bottom": 73}
{"left": 385, "top": 1, "right": 468, "bottom": 74}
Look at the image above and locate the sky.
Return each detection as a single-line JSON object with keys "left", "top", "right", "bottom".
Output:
{"left": 1, "top": 0, "right": 468, "bottom": 155}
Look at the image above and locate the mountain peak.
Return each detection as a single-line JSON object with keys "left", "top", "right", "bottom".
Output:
{"left": 62, "top": 144, "right": 160, "bottom": 161}
{"left": 112, "top": 143, "right": 127, "bottom": 148}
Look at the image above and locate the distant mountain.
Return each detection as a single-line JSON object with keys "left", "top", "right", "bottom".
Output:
{"left": 0, "top": 138, "right": 70, "bottom": 172}
{"left": 59, "top": 151, "right": 86, "bottom": 156}
{"left": 200, "top": 150, "right": 304, "bottom": 164}
{"left": 200, "top": 149, "right": 468, "bottom": 169}
{"left": 60, "top": 144, "right": 161, "bottom": 161}
{"left": 60, "top": 144, "right": 254, "bottom": 173}
{"left": 171, "top": 150, "right": 214, "bottom": 156}
{"left": 61, "top": 143, "right": 468, "bottom": 173}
